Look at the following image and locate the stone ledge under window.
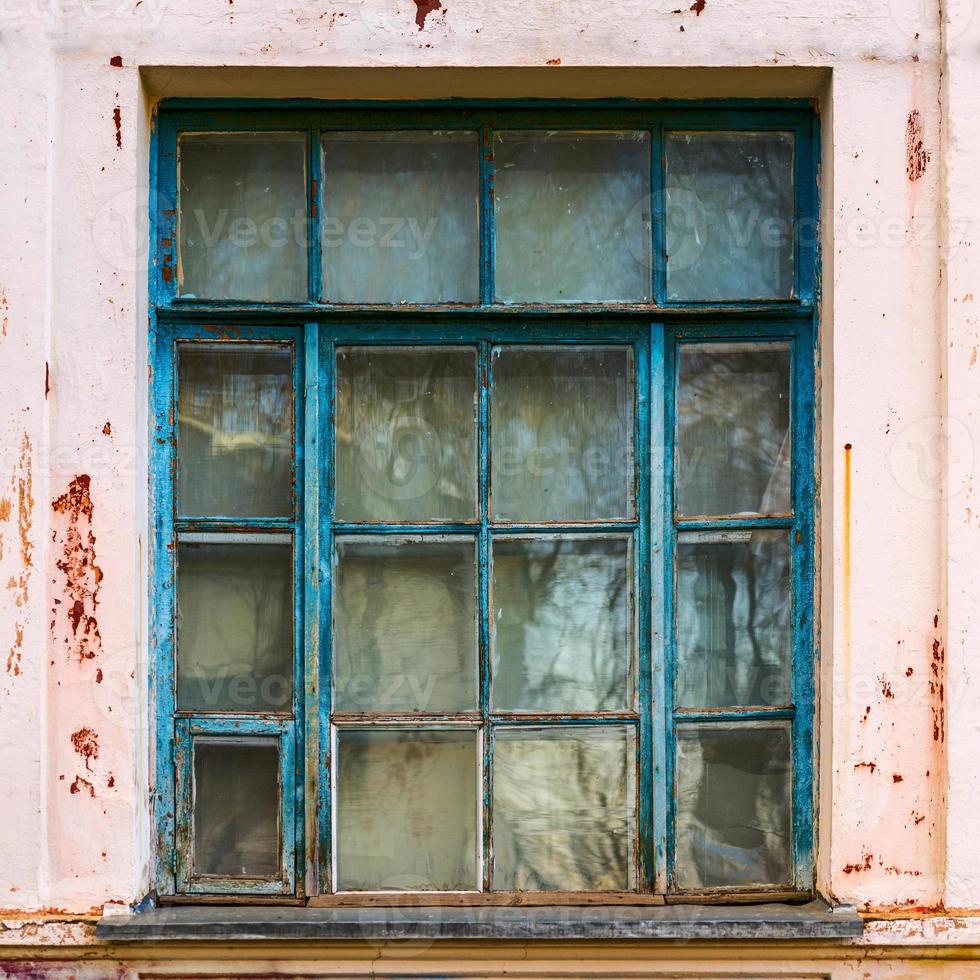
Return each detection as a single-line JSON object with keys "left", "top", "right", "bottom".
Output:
{"left": 97, "top": 899, "right": 863, "bottom": 943}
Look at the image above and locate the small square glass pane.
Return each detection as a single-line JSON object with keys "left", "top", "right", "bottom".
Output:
{"left": 336, "top": 729, "right": 479, "bottom": 891}
{"left": 491, "top": 346, "right": 633, "bottom": 522}
{"left": 676, "top": 342, "right": 791, "bottom": 517}
{"left": 493, "top": 131, "right": 651, "bottom": 303}
{"left": 179, "top": 133, "right": 307, "bottom": 301}
{"left": 321, "top": 131, "right": 479, "bottom": 303}
{"left": 492, "top": 726, "right": 635, "bottom": 891}
{"left": 335, "top": 347, "right": 477, "bottom": 523}
{"left": 177, "top": 538, "right": 292, "bottom": 712}
{"left": 674, "top": 723, "right": 792, "bottom": 889}
{"left": 177, "top": 345, "right": 293, "bottom": 519}
{"left": 334, "top": 538, "right": 478, "bottom": 712}
{"left": 193, "top": 738, "right": 280, "bottom": 878}
{"left": 676, "top": 530, "right": 791, "bottom": 709}
{"left": 492, "top": 537, "right": 631, "bottom": 712}
{"left": 666, "top": 132, "right": 795, "bottom": 301}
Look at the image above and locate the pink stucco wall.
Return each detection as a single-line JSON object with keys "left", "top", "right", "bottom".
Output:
{"left": 1, "top": 0, "right": 979, "bottom": 970}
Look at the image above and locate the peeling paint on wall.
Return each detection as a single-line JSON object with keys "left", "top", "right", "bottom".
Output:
{"left": 50, "top": 476, "right": 102, "bottom": 666}
{"left": 906, "top": 109, "right": 930, "bottom": 181}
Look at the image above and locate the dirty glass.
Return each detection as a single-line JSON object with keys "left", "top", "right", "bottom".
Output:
{"left": 334, "top": 538, "right": 478, "bottom": 712}
{"left": 335, "top": 347, "right": 477, "bottom": 523}
{"left": 676, "top": 342, "right": 791, "bottom": 517}
{"left": 177, "top": 345, "right": 293, "bottom": 519}
{"left": 335, "top": 729, "right": 479, "bottom": 891}
{"left": 492, "top": 537, "right": 631, "bottom": 712}
{"left": 676, "top": 530, "right": 791, "bottom": 709}
{"left": 193, "top": 738, "right": 280, "bottom": 878}
{"left": 492, "top": 726, "right": 635, "bottom": 891}
{"left": 665, "top": 132, "right": 795, "bottom": 301}
{"left": 179, "top": 133, "right": 307, "bottom": 301}
{"left": 321, "top": 132, "right": 480, "bottom": 303}
{"left": 491, "top": 347, "right": 633, "bottom": 522}
{"left": 674, "top": 723, "right": 792, "bottom": 889}
{"left": 493, "top": 132, "right": 651, "bottom": 303}
{"left": 177, "top": 539, "right": 293, "bottom": 712}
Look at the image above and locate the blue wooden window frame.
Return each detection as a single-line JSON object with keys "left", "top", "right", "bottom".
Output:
{"left": 149, "top": 100, "right": 819, "bottom": 902}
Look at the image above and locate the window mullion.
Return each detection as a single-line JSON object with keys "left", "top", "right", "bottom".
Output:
{"left": 478, "top": 338, "right": 492, "bottom": 892}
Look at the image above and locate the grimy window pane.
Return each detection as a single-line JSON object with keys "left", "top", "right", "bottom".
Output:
{"left": 179, "top": 133, "right": 307, "bottom": 301}
{"left": 334, "top": 538, "right": 478, "bottom": 712}
{"left": 676, "top": 530, "right": 792, "bottom": 709}
{"left": 177, "top": 540, "right": 292, "bottom": 712}
{"left": 193, "top": 738, "right": 280, "bottom": 878}
{"left": 492, "top": 727, "right": 635, "bottom": 891}
{"left": 321, "top": 132, "right": 479, "bottom": 303}
{"left": 491, "top": 347, "right": 633, "bottom": 522}
{"left": 335, "top": 348, "right": 477, "bottom": 523}
{"left": 676, "top": 342, "right": 791, "bottom": 517}
{"left": 336, "top": 729, "right": 479, "bottom": 891}
{"left": 674, "top": 724, "right": 792, "bottom": 889}
{"left": 492, "top": 537, "right": 631, "bottom": 712}
{"left": 665, "top": 132, "right": 795, "bottom": 301}
{"left": 493, "top": 132, "right": 651, "bottom": 303}
{"left": 177, "top": 345, "right": 293, "bottom": 519}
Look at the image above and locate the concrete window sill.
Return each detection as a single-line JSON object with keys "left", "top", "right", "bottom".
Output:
{"left": 97, "top": 899, "right": 863, "bottom": 942}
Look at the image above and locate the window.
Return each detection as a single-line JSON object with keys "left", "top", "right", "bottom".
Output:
{"left": 151, "top": 104, "right": 816, "bottom": 902}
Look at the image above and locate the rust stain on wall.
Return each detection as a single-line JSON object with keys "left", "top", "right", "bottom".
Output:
{"left": 413, "top": 0, "right": 441, "bottom": 29}
{"left": 69, "top": 727, "right": 99, "bottom": 771}
{"left": 905, "top": 109, "right": 930, "bottom": 181}
{"left": 690, "top": 0, "right": 706, "bottom": 13}
{"left": 5, "top": 434, "right": 33, "bottom": 677}
{"left": 930, "top": 613, "right": 945, "bottom": 742}
{"left": 112, "top": 106, "right": 122, "bottom": 149}
{"left": 0, "top": 286, "right": 7, "bottom": 337}
{"left": 51, "top": 475, "right": 103, "bottom": 665}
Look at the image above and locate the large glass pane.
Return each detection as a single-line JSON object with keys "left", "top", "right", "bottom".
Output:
{"left": 493, "top": 132, "right": 650, "bottom": 303}
{"left": 492, "top": 537, "right": 631, "bottom": 712}
{"left": 177, "top": 539, "right": 293, "bottom": 712}
{"left": 336, "top": 729, "right": 479, "bottom": 891}
{"left": 665, "top": 132, "right": 795, "bottom": 301}
{"left": 321, "top": 132, "right": 479, "bottom": 303}
{"left": 492, "top": 726, "right": 635, "bottom": 891}
{"left": 676, "top": 342, "right": 791, "bottom": 517}
{"left": 334, "top": 538, "right": 478, "bottom": 712}
{"left": 674, "top": 724, "right": 792, "bottom": 889}
{"left": 193, "top": 738, "right": 280, "bottom": 878}
{"left": 179, "top": 133, "right": 307, "bottom": 301}
{"left": 335, "top": 348, "right": 477, "bottom": 523}
{"left": 491, "top": 347, "right": 633, "bottom": 522}
{"left": 676, "top": 530, "right": 791, "bottom": 708}
{"left": 177, "top": 345, "right": 293, "bottom": 519}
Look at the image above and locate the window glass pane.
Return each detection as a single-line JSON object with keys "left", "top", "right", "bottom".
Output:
{"left": 492, "top": 537, "right": 631, "bottom": 712}
{"left": 336, "top": 347, "right": 477, "bottom": 523}
{"left": 666, "top": 132, "right": 795, "bottom": 301}
{"left": 177, "top": 536, "right": 293, "bottom": 712}
{"left": 676, "top": 342, "right": 791, "bottom": 517}
{"left": 334, "top": 538, "right": 478, "bottom": 712}
{"left": 336, "top": 729, "right": 479, "bottom": 891}
{"left": 674, "top": 723, "right": 792, "bottom": 889}
{"left": 676, "top": 530, "right": 791, "bottom": 709}
{"left": 179, "top": 133, "right": 307, "bottom": 301}
{"left": 491, "top": 346, "right": 633, "bottom": 522}
{"left": 177, "top": 539, "right": 292, "bottom": 712}
{"left": 193, "top": 738, "right": 280, "bottom": 878}
{"left": 493, "top": 132, "right": 651, "bottom": 303}
{"left": 321, "top": 132, "right": 479, "bottom": 303}
{"left": 178, "top": 345, "right": 293, "bottom": 519}
{"left": 492, "top": 726, "right": 635, "bottom": 891}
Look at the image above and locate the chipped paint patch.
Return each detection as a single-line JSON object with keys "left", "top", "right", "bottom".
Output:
{"left": 112, "top": 106, "right": 122, "bottom": 149}
{"left": 69, "top": 728, "right": 99, "bottom": 771}
{"left": 51, "top": 476, "right": 103, "bottom": 666}
{"left": 906, "top": 109, "right": 930, "bottom": 181}
{"left": 413, "top": 0, "right": 441, "bottom": 30}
